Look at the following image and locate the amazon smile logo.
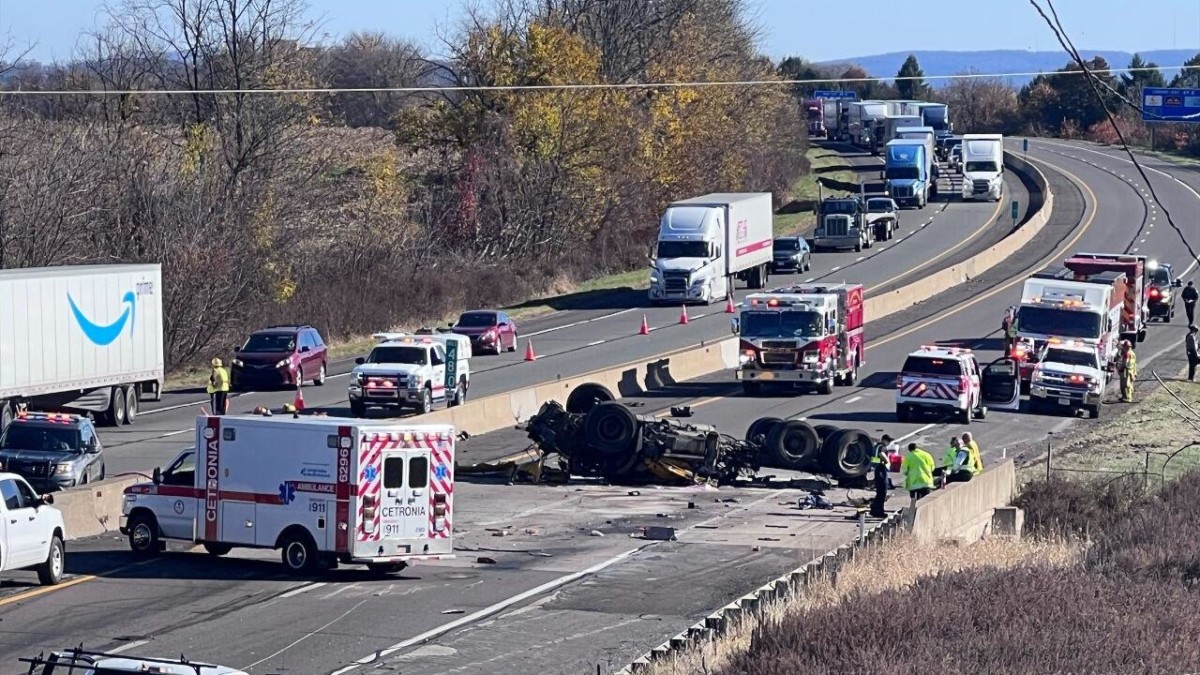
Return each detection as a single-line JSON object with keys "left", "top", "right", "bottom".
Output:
{"left": 68, "top": 291, "right": 137, "bottom": 346}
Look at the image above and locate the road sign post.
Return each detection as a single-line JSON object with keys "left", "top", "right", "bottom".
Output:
{"left": 1022, "top": 138, "right": 1028, "bottom": 160}
{"left": 1011, "top": 200, "right": 1019, "bottom": 228}
{"left": 1142, "top": 87, "right": 1200, "bottom": 124}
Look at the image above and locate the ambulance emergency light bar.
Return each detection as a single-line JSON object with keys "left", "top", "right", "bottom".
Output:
{"left": 918, "top": 345, "right": 972, "bottom": 354}
{"left": 747, "top": 296, "right": 816, "bottom": 308}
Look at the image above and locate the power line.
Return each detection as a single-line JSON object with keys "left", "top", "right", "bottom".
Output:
{"left": 1029, "top": 0, "right": 1200, "bottom": 268}
{"left": 0, "top": 64, "right": 1197, "bottom": 97}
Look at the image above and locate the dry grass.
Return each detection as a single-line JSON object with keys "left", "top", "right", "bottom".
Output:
{"left": 1018, "top": 365, "right": 1200, "bottom": 484}
{"left": 774, "top": 147, "right": 853, "bottom": 236}
{"left": 646, "top": 533, "right": 1081, "bottom": 675}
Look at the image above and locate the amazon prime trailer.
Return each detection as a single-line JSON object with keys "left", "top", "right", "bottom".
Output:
{"left": 0, "top": 264, "right": 164, "bottom": 433}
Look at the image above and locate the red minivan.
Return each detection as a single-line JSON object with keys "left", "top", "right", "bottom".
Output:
{"left": 231, "top": 325, "right": 328, "bottom": 390}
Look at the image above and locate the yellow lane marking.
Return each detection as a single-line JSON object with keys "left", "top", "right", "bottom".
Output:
{"left": 0, "top": 574, "right": 96, "bottom": 607}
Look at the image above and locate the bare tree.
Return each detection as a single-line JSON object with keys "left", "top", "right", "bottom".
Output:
{"left": 323, "top": 32, "right": 424, "bottom": 128}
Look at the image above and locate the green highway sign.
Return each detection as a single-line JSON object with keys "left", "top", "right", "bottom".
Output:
{"left": 1011, "top": 200, "right": 1020, "bottom": 225}
{"left": 444, "top": 340, "right": 458, "bottom": 392}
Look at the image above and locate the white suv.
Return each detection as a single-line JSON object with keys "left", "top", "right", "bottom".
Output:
{"left": 895, "top": 345, "right": 987, "bottom": 424}
{"left": 0, "top": 472, "right": 65, "bottom": 585}
{"left": 348, "top": 332, "right": 472, "bottom": 416}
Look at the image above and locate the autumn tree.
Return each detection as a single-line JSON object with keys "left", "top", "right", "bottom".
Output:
{"left": 1019, "top": 57, "right": 1119, "bottom": 136}
{"left": 934, "top": 71, "right": 1020, "bottom": 133}
{"left": 896, "top": 54, "right": 929, "bottom": 100}
{"left": 840, "top": 65, "right": 896, "bottom": 99}
{"left": 778, "top": 56, "right": 831, "bottom": 98}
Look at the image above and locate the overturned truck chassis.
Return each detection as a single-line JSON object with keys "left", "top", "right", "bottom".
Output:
{"left": 522, "top": 383, "right": 875, "bottom": 486}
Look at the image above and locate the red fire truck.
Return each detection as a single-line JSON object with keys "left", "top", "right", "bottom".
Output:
{"left": 1062, "top": 252, "right": 1148, "bottom": 343}
{"left": 732, "top": 283, "right": 865, "bottom": 395}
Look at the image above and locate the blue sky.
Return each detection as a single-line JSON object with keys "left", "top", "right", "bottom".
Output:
{"left": 3, "top": 0, "right": 1199, "bottom": 64}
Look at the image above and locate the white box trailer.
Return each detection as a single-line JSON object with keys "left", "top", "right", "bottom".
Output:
{"left": 650, "top": 193, "right": 774, "bottom": 304}
{"left": 120, "top": 414, "right": 456, "bottom": 575}
{"left": 0, "top": 264, "right": 164, "bottom": 433}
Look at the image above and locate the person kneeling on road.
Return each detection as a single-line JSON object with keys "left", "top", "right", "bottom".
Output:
{"left": 901, "top": 442, "right": 935, "bottom": 501}
{"left": 942, "top": 437, "right": 974, "bottom": 484}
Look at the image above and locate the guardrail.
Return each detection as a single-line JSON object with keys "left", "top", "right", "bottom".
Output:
{"left": 50, "top": 152, "right": 1052, "bottom": 543}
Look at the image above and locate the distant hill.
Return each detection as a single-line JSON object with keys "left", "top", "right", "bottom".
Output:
{"left": 816, "top": 49, "right": 1199, "bottom": 88}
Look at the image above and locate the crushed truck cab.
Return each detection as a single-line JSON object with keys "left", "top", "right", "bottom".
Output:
{"left": 733, "top": 283, "right": 865, "bottom": 396}
{"left": 120, "top": 415, "right": 455, "bottom": 575}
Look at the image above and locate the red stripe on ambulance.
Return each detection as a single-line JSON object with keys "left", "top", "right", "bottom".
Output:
{"left": 202, "top": 416, "right": 221, "bottom": 541}
{"left": 335, "top": 425, "right": 353, "bottom": 553}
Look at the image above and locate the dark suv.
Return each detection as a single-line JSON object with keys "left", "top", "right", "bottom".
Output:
{"left": 231, "top": 325, "right": 328, "bottom": 390}
{"left": 0, "top": 412, "right": 105, "bottom": 491}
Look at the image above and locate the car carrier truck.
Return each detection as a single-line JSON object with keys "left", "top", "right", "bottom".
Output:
{"left": 0, "top": 264, "right": 164, "bottom": 435}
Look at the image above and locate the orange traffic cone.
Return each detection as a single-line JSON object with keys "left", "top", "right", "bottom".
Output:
{"left": 679, "top": 305, "right": 690, "bottom": 325}
{"left": 524, "top": 339, "right": 537, "bottom": 361}
{"left": 725, "top": 295, "right": 736, "bottom": 314}
{"left": 639, "top": 314, "right": 650, "bottom": 335}
{"left": 293, "top": 385, "right": 305, "bottom": 412}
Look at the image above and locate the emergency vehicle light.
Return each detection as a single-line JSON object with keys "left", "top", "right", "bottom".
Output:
{"left": 339, "top": 436, "right": 352, "bottom": 449}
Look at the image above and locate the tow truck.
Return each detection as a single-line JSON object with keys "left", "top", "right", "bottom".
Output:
{"left": 348, "top": 331, "right": 471, "bottom": 416}
{"left": 732, "top": 283, "right": 865, "bottom": 395}
{"left": 1028, "top": 339, "right": 1108, "bottom": 418}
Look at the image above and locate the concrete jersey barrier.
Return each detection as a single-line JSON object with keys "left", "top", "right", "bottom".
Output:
{"left": 903, "top": 459, "right": 1017, "bottom": 543}
{"left": 53, "top": 476, "right": 142, "bottom": 541}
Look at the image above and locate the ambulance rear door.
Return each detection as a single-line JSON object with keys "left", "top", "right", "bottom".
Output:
{"left": 380, "top": 447, "right": 430, "bottom": 541}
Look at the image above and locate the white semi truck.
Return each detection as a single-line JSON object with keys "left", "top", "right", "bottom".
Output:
{"left": 0, "top": 264, "right": 164, "bottom": 434}
{"left": 649, "top": 193, "right": 774, "bottom": 305}
{"left": 961, "top": 134, "right": 1005, "bottom": 201}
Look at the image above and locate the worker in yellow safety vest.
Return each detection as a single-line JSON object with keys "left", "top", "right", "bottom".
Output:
{"left": 869, "top": 434, "right": 894, "bottom": 518}
{"left": 942, "top": 437, "right": 975, "bottom": 484}
{"left": 207, "top": 357, "right": 231, "bottom": 416}
{"left": 961, "top": 432, "right": 984, "bottom": 474}
{"left": 900, "top": 442, "right": 935, "bottom": 500}
{"left": 1117, "top": 340, "right": 1137, "bottom": 403}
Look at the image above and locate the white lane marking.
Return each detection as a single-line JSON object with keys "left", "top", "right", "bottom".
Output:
{"left": 329, "top": 547, "right": 643, "bottom": 674}
{"left": 1133, "top": 248, "right": 1140, "bottom": 252}
{"left": 162, "top": 428, "right": 190, "bottom": 437}
{"left": 845, "top": 395, "right": 862, "bottom": 404}
{"left": 107, "top": 640, "right": 149, "bottom": 654}
{"left": 895, "top": 423, "right": 937, "bottom": 444}
{"left": 525, "top": 307, "right": 639, "bottom": 338}
{"left": 242, "top": 597, "right": 371, "bottom": 671}
{"left": 280, "top": 582, "right": 327, "bottom": 598}
{"left": 855, "top": 256, "right": 865, "bottom": 262}
{"left": 804, "top": 278, "right": 815, "bottom": 282}
{"left": 1140, "top": 238, "right": 1146, "bottom": 243}
{"left": 586, "top": 339, "right": 606, "bottom": 347}
{"left": 830, "top": 266, "right": 841, "bottom": 272}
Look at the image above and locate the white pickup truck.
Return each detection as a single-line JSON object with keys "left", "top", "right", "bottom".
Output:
{"left": 1028, "top": 341, "right": 1107, "bottom": 419}
{"left": 21, "top": 648, "right": 246, "bottom": 674}
{"left": 0, "top": 472, "right": 65, "bottom": 586}
{"left": 348, "top": 332, "right": 472, "bottom": 416}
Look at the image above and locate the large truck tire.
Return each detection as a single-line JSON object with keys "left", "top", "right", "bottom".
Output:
{"left": 0, "top": 401, "right": 11, "bottom": 436}
{"left": 745, "top": 416, "right": 784, "bottom": 444}
{"left": 105, "top": 386, "right": 127, "bottom": 427}
{"left": 122, "top": 385, "right": 138, "bottom": 425}
{"left": 583, "top": 402, "right": 639, "bottom": 456}
{"left": 764, "top": 420, "right": 820, "bottom": 471}
{"left": 820, "top": 428, "right": 873, "bottom": 480}
{"left": 566, "top": 383, "right": 615, "bottom": 415}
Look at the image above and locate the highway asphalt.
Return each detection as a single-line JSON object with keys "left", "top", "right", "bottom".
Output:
{"left": 105, "top": 146, "right": 1023, "bottom": 477}
{"left": 0, "top": 141, "right": 1108, "bottom": 674}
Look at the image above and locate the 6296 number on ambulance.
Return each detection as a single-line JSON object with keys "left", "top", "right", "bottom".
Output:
{"left": 120, "top": 414, "right": 455, "bottom": 575}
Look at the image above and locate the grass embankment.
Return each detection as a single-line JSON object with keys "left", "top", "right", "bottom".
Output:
{"left": 774, "top": 146, "right": 855, "bottom": 236}
{"left": 167, "top": 146, "right": 847, "bottom": 389}
{"left": 643, "top": 366, "right": 1200, "bottom": 674}
{"left": 1016, "top": 365, "right": 1200, "bottom": 485}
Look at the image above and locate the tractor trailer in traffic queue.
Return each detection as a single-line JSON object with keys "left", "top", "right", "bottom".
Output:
{"left": 917, "top": 102, "right": 951, "bottom": 133}
{"left": 1062, "top": 252, "right": 1149, "bottom": 343}
{"left": 882, "top": 116, "right": 924, "bottom": 144}
{"left": 847, "top": 101, "right": 887, "bottom": 150}
{"left": 0, "top": 264, "right": 164, "bottom": 435}
{"left": 885, "top": 139, "right": 935, "bottom": 208}
{"left": 960, "top": 134, "right": 1005, "bottom": 201}
{"left": 1013, "top": 267, "right": 1125, "bottom": 384}
{"left": 824, "top": 100, "right": 848, "bottom": 141}
{"left": 649, "top": 193, "right": 774, "bottom": 305}
{"left": 804, "top": 99, "right": 826, "bottom": 137}
{"left": 732, "top": 283, "right": 866, "bottom": 396}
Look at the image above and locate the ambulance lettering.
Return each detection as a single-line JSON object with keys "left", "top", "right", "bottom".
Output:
{"left": 202, "top": 418, "right": 221, "bottom": 540}
{"left": 381, "top": 505, "right": 427, "bottom": 518}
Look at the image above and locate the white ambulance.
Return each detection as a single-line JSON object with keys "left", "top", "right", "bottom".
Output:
{"left": 119, "top": 414, "right": 455, "bottom": 575}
